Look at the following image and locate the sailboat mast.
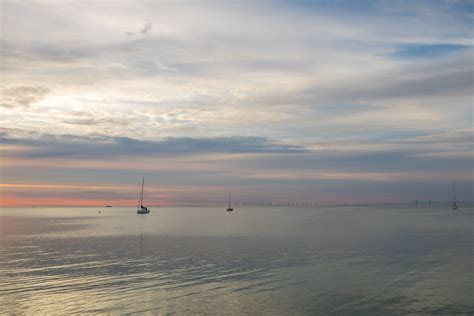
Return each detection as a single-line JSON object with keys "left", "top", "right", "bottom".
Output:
{"left": 141, "top": 177, "right": 145, "bottom": 206}
{"left": 452, "top": 181, "right": 456, "bottom": 203}
{"left": 136, "top": 177, "right": 150, "bottom": 214}
{"left": 137, "top": 178, "right": 142, "bottom": 209}
{"left": 228, "top": 193, "right": 231, "bottom": 208}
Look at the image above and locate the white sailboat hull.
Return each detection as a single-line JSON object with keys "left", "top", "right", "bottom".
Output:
{"left": 137, "top": 208, "right": 150, "bottom": 214}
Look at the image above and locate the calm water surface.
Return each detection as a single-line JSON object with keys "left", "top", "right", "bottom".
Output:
{"left": 0, "top": 206, "right": 472, "bottom": 315}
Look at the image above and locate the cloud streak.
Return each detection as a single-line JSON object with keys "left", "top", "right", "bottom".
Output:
{"left": 0, "top": 132, "right": 307, "bottom": 159}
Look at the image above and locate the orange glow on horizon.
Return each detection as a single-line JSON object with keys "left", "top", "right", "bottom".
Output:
{"left": 0, "top": 195, "right": 129, "bottom": 207}
{"left": 0, "top": 194, "right": 176, "bottom": 207}
{"left": 0, "top": 182, "right": 233, "bottom": 207}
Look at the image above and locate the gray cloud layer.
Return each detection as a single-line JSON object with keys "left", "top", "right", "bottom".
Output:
{"left": 0, "top": 132, "right": 306, "bottom": 158}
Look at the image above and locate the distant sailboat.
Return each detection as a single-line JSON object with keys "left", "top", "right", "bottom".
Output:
{"left": 137, "top": 177, "right": 150, "bottom": 214}
{"left": 451, "top": 181, "right": 458, "bottom": 210}
{"left": 226, "top": 193, "right": 233, "bottom": 212}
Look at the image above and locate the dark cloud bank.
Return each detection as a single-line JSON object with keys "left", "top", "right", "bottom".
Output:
{"left": 0, "top": 133, "right": 307, "bottom": 159}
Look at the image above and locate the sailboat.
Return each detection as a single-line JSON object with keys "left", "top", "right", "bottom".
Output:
{"left": 137, "top": 177, "right": 150, "bottom": 214}
{"left": 451, "top": 181, "right": 458, "bottom": 210}
{"left": 226, "top": 193, "right": 233, "bottom": 212}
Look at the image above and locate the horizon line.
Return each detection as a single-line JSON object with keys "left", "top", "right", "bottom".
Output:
{"left": 2, "top": 201, "right": 473, "bottom": 208}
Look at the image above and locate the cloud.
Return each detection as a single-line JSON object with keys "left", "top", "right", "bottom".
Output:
{"left": 407, "top": 128, "right": 474, "bottom": 144}
{"left": 0, "top": 85, "right": 50, "bottom": 108}
{"left": 0, "top": 131, "right": 307, "bottom": 159}
{"left": 125, "top": 21, "right": 152, "bottom": 36}
{"left": 59, "top": 110, "right": 130, "bottom": 127}
{"left": 257, "top": 50, "right": 473, "bottom": 109}
{"left": 140, "top": 22, "right": 152, "bottom": 34}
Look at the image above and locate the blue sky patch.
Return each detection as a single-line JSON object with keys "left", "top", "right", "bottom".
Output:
{"left": 390, "top": 44, "right": 470, "bottom": 59}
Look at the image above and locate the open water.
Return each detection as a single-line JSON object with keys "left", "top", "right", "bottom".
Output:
{"left": 0, "top": 206, "right": 472, "bottom": 315}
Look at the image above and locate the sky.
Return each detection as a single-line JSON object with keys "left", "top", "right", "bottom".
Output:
{"left": 0, "top": 0, "right": 473, "bottom": 207}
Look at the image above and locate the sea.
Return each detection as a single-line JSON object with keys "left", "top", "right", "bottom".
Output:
{"left": 0, "top": 206, "right": 472, "bottom": 315}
